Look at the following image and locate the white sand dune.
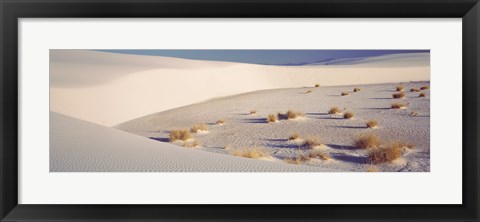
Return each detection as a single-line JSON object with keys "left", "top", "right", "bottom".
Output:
{"left": 50, "top": 112, "right": 335, "bottom": 172}
{"left": 50, "top": 50, "right": 429, "bottom": 126}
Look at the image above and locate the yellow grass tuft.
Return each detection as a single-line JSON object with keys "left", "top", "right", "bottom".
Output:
{"left": 267, "top": 114, "right": 278, "bottom": 123}
{"left": 308, "top": 150, "right": 331, "bottom": 160}
{"left": 301, "top": 137, "right": 323, "bottom": 149}
{"left": 343, "top": 111, "right": 354, "bottom": 119}
{"left": 391, "top": 102, "right": 407, "bottom": 109}
{"left": 315, "top": 83, "right": 320, "bottom": 87}
{"left": 353, "top": 87, "right": 361, "bottom": 92}
{"left": 183, "top": 139, "right": 200, "bottom": 148}
{"left": 419, "top": 92, "right": 426, "bottom": 97}
{"left": 250, "top": 110, "right": 257, "bottom": 115}
{"left": 289, "top": 133, "right": 300, "bottom": 140}
{"left": 216, "top": 119, "right": 225, "bottom": 125}
{"left": 410, "top": 88, "right": 420, "bottom": 92}
{"left": 420, "top": 85, "right": 430, "bottom": 90}
{"left": 284, "top": 155, "right": 311, "bottom": 164}
{"left": 366, "top": 120, "right": 378, "bottom": 128}
{"left": 306, "top": 90, "right": 313, "bottom": 93}
{"left": 341, "top": 92, "right": 349, "bottom": 96}
{"left": 232, "top": 147, "right": 269, "bottom": 159}
{"left": 278, "top": 110, "right": 305, "bottom": 120}
{"left": 410, "top": 112, "right": 419, "bottom": 116}
{"left": 191, "top": 123, "right": 208, "bottom": 133}
{"left": 328, "top": 107, "right": 341, "bottom": 114}
{"left": 367, "top": 165, "right": 380, "bottom": 172}
{"left": 396, "top": 85, "right": 404, "bottom": 91}
{"left": 354, "top": 133, "right": 381, "bottom": 149}
{"left": 392, "top": 92, "right": 405, "bottom": 99}
{"left": 368, "top": 143, "right": 403, "bottom": 164}
{"left": 169, "top": 129, "right": 191, "bottom": 142}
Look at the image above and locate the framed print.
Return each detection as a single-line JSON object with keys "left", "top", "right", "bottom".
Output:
{"left": 1, "top": 0, "right": 479, "bottom": 221}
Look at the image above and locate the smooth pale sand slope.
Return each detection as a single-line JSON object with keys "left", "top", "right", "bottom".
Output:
{"left": 117, "top": 82, "right": 430, "bottom": 172}
{"left": 50, "top": 50, "right": 429, "bottom": 126}
{"left": 51, "top": 112, "right": 334, "bottom": 172}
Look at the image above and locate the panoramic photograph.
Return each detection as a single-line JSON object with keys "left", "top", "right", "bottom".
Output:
{"left": 50, "top": 49, "right": 430, "bottom": 172}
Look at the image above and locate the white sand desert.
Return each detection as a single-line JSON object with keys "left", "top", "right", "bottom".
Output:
{"left": 50, "top": 50, "right": 430, "bottom": 172}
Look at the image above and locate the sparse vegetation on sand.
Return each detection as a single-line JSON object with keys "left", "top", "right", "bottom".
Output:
{"left": 306, "top": 90, "right": 313, "bottom": 93}
{"left": 368, "top": 143, "right": 403, "bottom": 164}
{"left": 366, "top": 120, "right": 378, "bottom": 128}
{"left": 315, "top": 83, "right": 320, "bottom": 87}
{"left": 232, "top": 147, "right": 269, "bottom": 159}
{"left": 341, "top": 92, "right": 350, "bottom": 96}
{"left": 284, "top": 154, "right": 311, "bottom": 164}
{"left": 420, "top": 85, "right": 430, "bottom": 90}
{"left": 367, "top": 165, "right": 379, "bottom": 172}
{"left": 267, "top": 114, "right": 278, "bottom": 123}
{"left": 353, "top": 87, "right": 361, "bottom": 92}
{"left": 419, "top": 92, "right": 426, "bottom": 97}
{"left": 250, "top": 110, "right": 257, "bottom": 115}
{"left": 278, "top": 110, "right": 305, "bottom": 120}
{"left": 410, "top": 112, "right": 418, "bottom": 116}
{"left": 343, "top": 111, "right": 354, "bottom": 119}
{"left": 410, "top": 88, "right": 420, "bottom": 92}
{"left": 169, "top": 129, "right": 191, "bottom": 142}
{"left": 308, "top": 150, "right": 331, "bottom": 160}
{"left": 396, "top": 85, "right": 404, "bottom": 91}
{"left": 391, "top": 102, "right": 407, "bottom": 109}
{"left": 392, "top": 92, "right": 405, "bottom": 99}
{"left": 354, "top": 133, "right": 381, "bottom": 149}
{"left": 191, "top": 123, "right": 208, "bottom": 133}
{"left": 289, "top": 133, "right": 300, "bottom": 140}
{"left": 301, "top": 137, "right": 323, "bottom": 149}
{"left": 183, "top": 139, "right": 200, "bottom": 148}
{"left": 328, "top": 107, "right": 341, "bottom": 114}
{"left": 216, "top": 119, "right": 225, "bottom": 125}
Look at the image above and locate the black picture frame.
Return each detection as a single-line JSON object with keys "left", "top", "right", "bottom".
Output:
{"left": 1, "top": 0, "right": 479, "bottom": 221}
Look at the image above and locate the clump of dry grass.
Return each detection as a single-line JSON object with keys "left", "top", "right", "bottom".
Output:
{"left": 420, "top": 85, "right": 430, "bottom": 90}
{"left": 410, "top": 112, "right": 418, "bottom": 116}
{"left": 250, "top": 110, "right": 257, "bottom": 115}
{"left": 301, "top": 137, "right": 323, "bottom": 149}
{"left": 392, "top": 92, "right": 405, "bottom": 99}
{"left": 341, "top": 92, "right": 350, "bottom": 96}
{"left": 216, "top": 119, "right": 225, "bottom": 125}
{"left": 343, "top": 111, "right": 354, "bottom": 119}
{"left": 315, "top": 83, "right": 320, "bottom": 87}
{"left": 183, "top": 139, "right": 200, "bottom": 148}
{"left": 191, "top": 123, "right": 208, "bottom": 133}
{"left": 354, "top": 133, "right": 381, "bottom": 149}
{"left": 368, "top": 143, "right": 403, "bottom": 164}
{"left": 169, "top": 129, "right": 191, "bottom": 142}
{"left": 284, "top": 155, "right": 311, "bottom": 164}
{"left": 232, "top": 147, "right": 269, "bottom": 159}
{"left": 419, "top": 92, "right": 426, "bottom": 97}
{"left": 367, "top": 165, "right": 379, "bottom": 172}
{"left": 391, "top": 102, "right": 407, "bottom": 109}
{"left": 396, "top": 85, "right": 404, "bottom": 91}
{"left": 393, "top": 141, "right": 415, "bottom": 150}
{"left": 289, "top": 133, "right": 300, "bottom": 140}
{"left": 278, "top": 110, "right": 305, "bottom": 120}
{"left": 306, "top": 90, "right": 313, "bottom": 93}
{"left": 267, "top": 114, "right": 278, "bottom": 123}
{"left": 328, "top": 107, "right": 341, "bottom": 114}
{"left": 353, "top": 87, "right": 361, "bottom": 92}
{"left": 308, "top": 150, "right": 331, "bottom": 160}
{"left": 410, "top": 88, "right": 420, "bottom": 92}
{"left": 366, "top": 120, "right": 378, "bottom": 128}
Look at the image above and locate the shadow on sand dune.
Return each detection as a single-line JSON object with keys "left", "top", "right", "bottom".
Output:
{"left": 331, "top": 152, "right": 368, "bottom": 164}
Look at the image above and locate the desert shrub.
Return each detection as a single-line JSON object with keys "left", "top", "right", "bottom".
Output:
{"left": 216, "top": 119, "right": 225, "bottom": 125}
{"left": 284, "top": 155, "right": 311, "bottom": 164}
{"left": 410, "top": 112, "right": 419, "bottom": 116}
{"left": 392, "top": 92, "right": 405, "bottom": 99}
{"left": 267, "top": 114, "right": 278, "bottom": 123}
{"left": 183, "top": 139, "right": 200, "bottom": 148}
{"left": 301, "top": 137, "right": 323, "bottom": 149}
{"left": 169, "top": 129, "right": 191, "bottom": 142}
{"left": 328, "top": 107, "right": 341, "bottom": 114}
{"left": 391, "top": 103, "right": 407, "bottom": 109}
{"left": 419, "top": 92, "right": 426, "bottom": 97}
{"left": 250, "top": 110, "right": 257, "bottom": 115}
{"left": 191, "top": 123, "right": 208, "bottom": 133}
{"left": 341, "top": 92, "right": 349, "bottom": 96}
{"left": 366, "top": 120, "right": 378, "bottom": 128}
{"left": 368, "top": 143, "right": 403, "bottom": 164}
{"left": 396, "top": 85, "right": 404, "bottom": 91}
{"left": 286, "top": 110, "right": 304, "bottom": 119}
{"left": 354, "top": 133, "right": 381, "bottom": 149}
{"left": 232, "top": 147, "right": 269, "bottom": 159}
{"left": 353, "top": 87, "right": 361, "bottom": 92}
{"left": 309, "top": 150, "right": 331, "bottom": 160}
{"left": 367, "top": 165, "right": 379, "bottom": 172}
{"left": 343, "top": 111, "right": 354, "bottom": 119}
{"left": 306, "top": 90, "right": 313, "bottom": 93}
{"left": 315, "top": 83, "right": 320, "bottom": 87}
{"left": 410, "top": 88, "right": 420, "bottom": 92}
{"left": 420, "top": 85, "right": 430, "bottom": 90}
{"left": 289, "top": 133, "right": 300, "bottom": 140}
